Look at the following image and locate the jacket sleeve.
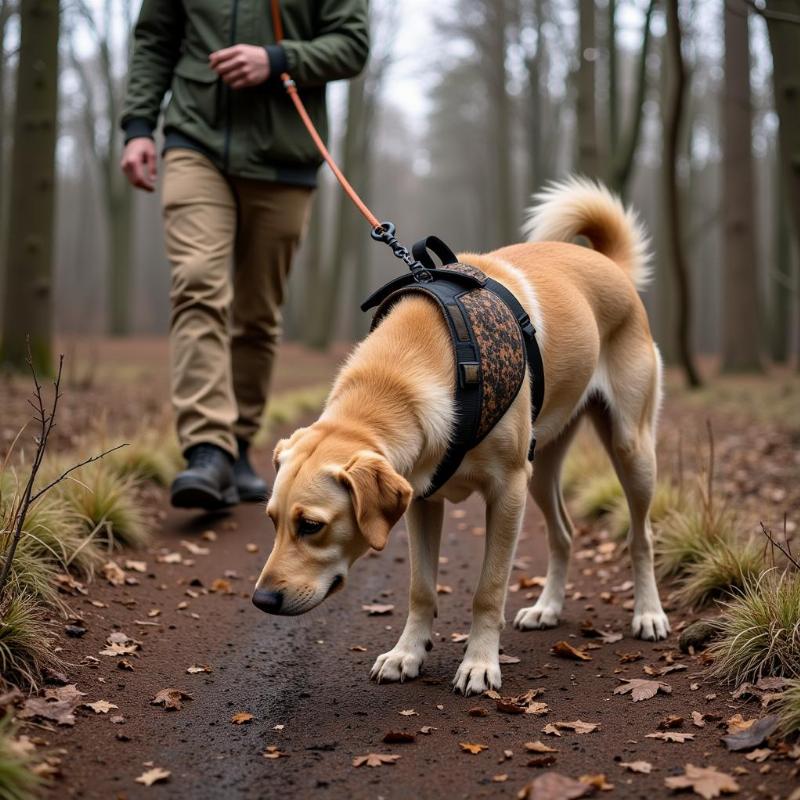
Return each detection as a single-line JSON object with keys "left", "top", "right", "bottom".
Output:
{"left": 120, "top": 0, "right": 186, "bottom": 139}
{"left": 277, "top": 0, "right": 369, "bottom": 87}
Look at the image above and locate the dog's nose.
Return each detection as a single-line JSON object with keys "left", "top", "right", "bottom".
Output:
{"left": 252, "top": 588, "right": 284, "bottom": 614}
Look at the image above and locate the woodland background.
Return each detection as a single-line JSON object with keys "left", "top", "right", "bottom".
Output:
{"left": 0, "top": 0, "right": 799, "bottom": 386}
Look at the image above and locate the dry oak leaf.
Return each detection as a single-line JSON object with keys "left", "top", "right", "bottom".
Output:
{"left": 580, "top": 774, "right": 613, "bottom": 791}
{"left": 691, "top": 711, "right": 706, "bottom": 728}
{"left": 18, "top": 696, "right": 81, "bottom": 727}
{"left": 499, "top": 653, "right": 521, "bottom": 664}
{"left": 398, "top": 708, "right": 418, "bottom": 716}
{"left": 84, "top": 700, "right": 118, "bottom": 714}
{"left": 262, "top": 746, "right": 289, "bottom": 759}
{"left": 614, "top": 678, "right": 672, "bottom": 702}
{"left": 725, "top": 714, "right": 755, "bottom": 735}
{"left": 525, "top": 741, "right": 558, "bottom": 754}
{"left": 663, "top": 764, "right": 740, "bottom": 799}
{"left": 135, "top": 767, "right": 171, "bottom": 787}
{"left": 100, "top": 642, "right": 138, "bottom": 657}
{"left": 102, "top": 561, "right": 126, "bottom": 586}
{"left": 352, "top": 753, "right": 400, "bottom": 768}
{"left": 551, "top": 641, "right": 592, "bottom": 662}
{"left": 546, "top": 720, "right": 599, "bottom": 735}
{"left": 157, "top": 551, "right": 183, "bottom": 564}
{"left": 231, "top": 711, "right": 253, "bottom": 724}
{"left": 646, "top": 731, "right": 695, "bottom": 743}
{"left": 619, "top": 761, "right": 652, "bottom": 774}
{"left": 744, "top": 748, "right": 772, "bottom": 763}
{"left": 517, "top": 771, "right": 593, "bottom": 800}
{"left": 186, "top": 664, "right": 212, "bottom": 674}
{"left": 459, "top": 742, "right": 488, "bottom": 754}
{"left": 181, "top": 540, "right": 210, "bottom": 556}
{"left": 361, "top": 603, "right": 394, "bottom": 615}
{"left": 125, "top": 560, "right": 147, "bottom": 573}
{"left": 151, "top": 688, "right": 193, "bottom": 711}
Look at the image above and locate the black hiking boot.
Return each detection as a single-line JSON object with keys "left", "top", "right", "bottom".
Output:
{"left": 234, "top": 438, "right": 270, "bottom": 503}
{"left": 170, "top": 443, "right": 239, "bottom": 510}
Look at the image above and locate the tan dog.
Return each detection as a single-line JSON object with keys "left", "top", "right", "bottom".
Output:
{"left": 253, "top": 178, "right": 669, "bottom": 695}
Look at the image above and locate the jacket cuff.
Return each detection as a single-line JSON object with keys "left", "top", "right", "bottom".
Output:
{"left": 122, "top": 117, "right": 155, "bottom": 143}
{"left": 265, "top": 44, "right": 288, "bottom": 78}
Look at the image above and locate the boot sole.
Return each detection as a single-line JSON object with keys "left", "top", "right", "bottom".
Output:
{"left": 237, "top": 485, "right": 271, "bottom": 503}
{"left": 171, "top": 481, "right": 239, "bottom": 511}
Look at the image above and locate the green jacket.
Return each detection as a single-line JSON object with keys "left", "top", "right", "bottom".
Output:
{"left": 121, "top": 0, "right": 369, "bottom": 185}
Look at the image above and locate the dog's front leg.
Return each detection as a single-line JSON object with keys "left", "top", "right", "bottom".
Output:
{"left": 371, "top": 499, "right": 443, "bottom": 683}
{"left": 453, "top": 470, "right": 528, "bottom": 696}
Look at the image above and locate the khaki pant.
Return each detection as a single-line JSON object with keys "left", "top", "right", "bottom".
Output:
{"left": 162, "top": 149, "right": 313, "bottom": 457}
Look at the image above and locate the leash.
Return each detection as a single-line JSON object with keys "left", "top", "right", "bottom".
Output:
{"left": 269, "top": 0, "right": 433, "bottom": 283}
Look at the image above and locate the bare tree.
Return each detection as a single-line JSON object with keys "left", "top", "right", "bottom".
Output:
{"left": 663, "top": 0, "right": 701, "bottom": 387}
{"left": 576, "top": 0, "right": 599, "bottom": 177}
{"left": 721, "top": 0, "right": 762, "bottom": 372}
{"left": 1, "top": 0, "right": 59, "bottom": 373}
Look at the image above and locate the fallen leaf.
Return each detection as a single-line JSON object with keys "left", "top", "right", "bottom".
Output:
{"left": 84, "top": 700, "right": 118, "bottom": 714}
{"left": 658, "top": 714, "right": 684, "bottom": 729}
{"left": 210, "top": 578, "right": 233, "bottom": 594}
{"left": 517, "top": 772, "right": 592, "bottom": 799}
{"left": 618, "top": 650, "right": 643, "bottom": 663}
{"left": 398, "top": 709, "right": 418, "bottom": 716}
{"left": 725, "top": 714, "right": 756, "bottom": 735}
{"left": 124, "top": 560, "right": 147, "bottom": 573}
{"left": 525, "top": 741, "right": 558, "bottom": 753}
{"left": 157, "top": 552, "right": 183, "bottom": 564}
{"left": 102, "top": 561, "right": 126, "bottom": 586}
{"left": 262, "top": 746, "right": 289, "bottom": 759}
{"left": 436, "top": 584, "right": 452, "bottom": 594}
{"left": 186, "top": 664, "right": 212, "bottom": 674}
{"left": 614, "top": 678, "right": 672, "bottom": 702}
{"left": 526, "top": 702, "right": 550, "bottom": 716}
{"left": 99, "top": 642, "right": 138, "bottom": 657}
{"left": 18, "top": 696, "right": 81, "bottom": 726}
{"left": 181, "top": 540, "right": 210, "bottom": 556}
{"left": 744, "top": 748, "right": 772, "bottom": 763}
{"left": 542, "top": 723, "right": 562, "bottom": 736}
{"left": 135, "top": 767, "right": 171, "bottom": 786}
{"left": 580, "top": 774, "right": 613, "bottom": 791}
{"left": 547, "top": 720, "right": 599, "bottom": 735}
{"left": 692, "top": 711, "right": 706, "bottom": 728}
{"left": 231, "top": 711, "right": 254, "bottom": 724}
{"left": 493, "top": 774, "right": 508, "bottom": 782}
{"left": 459, "top": 742, "right": 488, "bottom": 754}
{"left": 418, "top": 726, "right": 436, "bottom": 735}
{"left": 362, "top": 603, "right": 394, "bottom": 615}
{"left": 499, "top": 653, "right": 521, "bottom": 664}
{"left": 620, "top": 760, "right": 652, "bottom": 774}
{"left": 450, "top": 632, "right": 469, "bottom": 643}
{"left": 352, "top": 753, "right": 400, "bottom": 768}
{"left": 551, "top": 641, "right": 592, "bottom": 662}
{"left": 646, "top": 731, "right": 695, "bottom": 743}
{"left": 350, "top": 645, "right": 367, "bottom": 652}
{"left": 382, "top": 731, "right": 416, "bottom": 744}
{"left": 151, "top": 688, "right": 192, "bottom": 711}
{"left": 147, "top": 609, "right": 161, "bottom": 618}
{"left": 721, "top": 715, "right": 779, "bottom": 752}
{"left": 664, "top": 764, "right": 740, "bottom": 799}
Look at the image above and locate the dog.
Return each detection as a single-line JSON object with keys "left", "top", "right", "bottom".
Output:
{"left": 252, "top": 178, "right": 670, "bottom": 696}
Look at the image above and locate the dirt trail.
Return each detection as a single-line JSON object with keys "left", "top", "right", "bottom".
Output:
{"left": 44, "top": 445, "right": 797, "bottom": 799}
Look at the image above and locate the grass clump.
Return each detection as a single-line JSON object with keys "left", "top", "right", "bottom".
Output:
{"left": 105, "top": 429, "right": 182, "bottom": 487}
{"left": 0, "top": 717, "right": 41, "bottom": 800}
{"left": 777, "top": 679, "right": 800, "bottom": 738}
{"left": 58, "top": 465, "right": 148, "bottom": 550}
{"left": 708, "top": 571, "right": 800, "bottom": 686}
{"left": 0, "top": 592, "right": 60, "bottom": 689}
{"left": 561, "top": 427, "right": 612, "bottom": 498}
{"left": 571, "top": 471, "right": 624, "bottom": 520}
{"left": 607, "top": 479, "right": 684, "bottom": 540}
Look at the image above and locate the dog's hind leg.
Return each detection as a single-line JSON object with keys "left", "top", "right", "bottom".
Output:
{"left": 514, "top": 416, "right": 580, "bottom": 631}
{"left": 588, "top": 352, "right": 670, "bottom": 641}
{"left": 453, "top": 468, "right": 529, "bottom": 696}
{"left": 371, "top": 499, "right": 443, "bottom": 683}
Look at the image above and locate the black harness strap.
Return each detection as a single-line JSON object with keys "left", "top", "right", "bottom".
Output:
{"left": 361, "top": 236, "right": 546, "bottom": 498}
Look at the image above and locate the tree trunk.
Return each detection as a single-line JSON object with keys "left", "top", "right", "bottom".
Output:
{"left": 610, "top": 0, "right": 655, "bottom": 196}
{"left": 108, "top": 182, "right": 133, "bottom": 336}
{"left": 300, "top": 188, "right": 326, "bottom": 348}
{"left": 662, "top": 0, "right": 701, "bottom": 388}
{"left": 576, "top": 0, "right": 598, "bottom": 177}
{"left": 1, "top": 0, "right": 59, "bottom": 373}
{"left": 489, "top": 0, "right": 514, "bottom": 244}
{"left": 525, "top": 0, "right": 546, "bottom": 194}
{"left": 607, "top": 0, "right": 618, "bottom": 161}
{"left": 721, "top": 2, "right": 762, "bottom": 372}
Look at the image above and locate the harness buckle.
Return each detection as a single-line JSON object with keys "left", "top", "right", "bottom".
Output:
{"left": 518, "top": 312, "right": 535, "bottom": 337}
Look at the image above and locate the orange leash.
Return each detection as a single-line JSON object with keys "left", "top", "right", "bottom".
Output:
{"left": 270, "top": 0, "right": 382, "bottom": 232}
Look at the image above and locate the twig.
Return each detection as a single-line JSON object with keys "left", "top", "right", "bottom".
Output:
{"left": 29, "top": 443, "right": 128, "bottom": 505}
{"left": 705, "top": 419, "right": 715, "bottom": 517}
{"left": 759, "top": 521, "right": 800, "bottom": 571}
{"left": 0, "top": 344, "right": 127, "bottom": 598}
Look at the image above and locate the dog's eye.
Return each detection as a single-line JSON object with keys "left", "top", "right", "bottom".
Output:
{"left": 297, "top": 518, "right": 325, "bottom": 536}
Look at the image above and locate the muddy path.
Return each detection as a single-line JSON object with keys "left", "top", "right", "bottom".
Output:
{"left": 42, "top": 442, "right": 798, "bottom": 799}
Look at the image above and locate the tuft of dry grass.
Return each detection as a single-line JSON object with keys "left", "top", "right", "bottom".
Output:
{"left": 105, "top": 429, "right": 182, "bottom": 487}
{"left": 571, "top": 471, "right": 624, "bottom": 520}
{"left": 0, "top": 717, "right": 41, "bottom": 800}
{"left": 777, "top": 679, "right": 800, "bottom": 738}
{"left": 58, "top": 465, "right": 148, "bottom": 550}
{"left": 254, "top": 385, "right": 329, "bottom": 447}
{"left": 561, "top": 427, "right": 612, "bottom": 498}
{"left": 708, "top": 571, "right": 800, "bottom": 687}
{"left": 0, "top": 591, "right": 61, "bottom": 690}
{"left": 608, "top": 480, "right": 685, "bottom": 540}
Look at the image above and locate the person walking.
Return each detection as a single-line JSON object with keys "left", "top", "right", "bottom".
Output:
{"left": 120, "top": 0, "right": 369, "bottom": 510}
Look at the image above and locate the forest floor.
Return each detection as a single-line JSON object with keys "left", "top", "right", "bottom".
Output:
{"left": 5, "top": 340, "right": 800, "bottom": 799}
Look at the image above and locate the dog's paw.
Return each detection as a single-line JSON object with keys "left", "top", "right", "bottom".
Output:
{"left": 370, "top": 644, "right": 427, "bottom": 684}
{"left": 632, "top": 609, "right": 671, "bottom": 641}
{"left": 513, "top": 602, "right": 560, "bottom": 630}
{"left": 452, "top": 655, "right": 501, "bottom": 696}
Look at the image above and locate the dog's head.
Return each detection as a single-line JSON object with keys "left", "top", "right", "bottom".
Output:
{"left": 252, "top": 425, "right": 412, "bottom": 615}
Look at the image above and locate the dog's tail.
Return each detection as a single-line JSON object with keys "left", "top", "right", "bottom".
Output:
{"left": 521, "top": 176, "right": 652, "bottom": 290}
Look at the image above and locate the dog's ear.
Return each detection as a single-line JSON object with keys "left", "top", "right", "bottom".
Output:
{"left": 339, "top": 452, "right": 412, "bottom": 551}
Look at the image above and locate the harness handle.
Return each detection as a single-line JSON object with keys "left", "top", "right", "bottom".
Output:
{"left": 412, "top": 236, "right": 458, "bottom": 270}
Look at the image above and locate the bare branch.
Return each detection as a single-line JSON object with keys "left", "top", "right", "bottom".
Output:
{"left": 759, "top": 521, "right": 800, "bottom": 571}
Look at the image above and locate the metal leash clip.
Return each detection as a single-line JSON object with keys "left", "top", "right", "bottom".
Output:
{"left": 371, "top": 221, "right": 433, "bottom": 283}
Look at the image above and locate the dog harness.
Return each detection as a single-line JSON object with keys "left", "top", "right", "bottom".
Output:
{"left": 361, "top": 236, "right": 545, "bottom": 498}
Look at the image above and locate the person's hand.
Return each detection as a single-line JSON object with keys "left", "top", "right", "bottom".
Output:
{"left": 120, "top": 138, "right": 157, "bottom": 192}
{"left": 209, "top": 44, "right": 270, "bottom": 89}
